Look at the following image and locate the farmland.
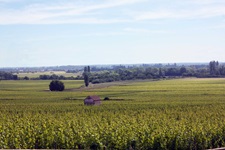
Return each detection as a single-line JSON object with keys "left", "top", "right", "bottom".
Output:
{"left": 0, "top": 78, "right": 225, "bottom": 149}
{"left": 15, "top": 71, "right": 81, "bottom": 78}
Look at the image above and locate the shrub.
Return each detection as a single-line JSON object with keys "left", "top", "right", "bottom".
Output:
{"left": 49, "top": 80, "right": 65, "bottom": 91}
{"left": 24, "top": 76, "right": 29, "bottom": 80}
{"left": 92, "top": 79, "right": 100, "bottom": 84}
{"left": 104, "top": 97, "right": 110, "bottom": 100}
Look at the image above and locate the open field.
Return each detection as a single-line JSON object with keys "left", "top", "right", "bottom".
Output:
{"left": 0, "top": 78, "right": 225, "bottom": 149}
{"left": 15, "top": 71, "right": 81, "bottom": 78}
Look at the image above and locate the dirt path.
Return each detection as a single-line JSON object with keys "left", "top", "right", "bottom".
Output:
{"left": 64, "top": 81, "right": 132, "bottom": 91}
{"left": 64, "top": 79, "right": 161, "bottom": 92}
{"left": 44, "top": 79, "right": 161, "bottom": 92}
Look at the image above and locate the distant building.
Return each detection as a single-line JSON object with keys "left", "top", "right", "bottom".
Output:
{"left": 84, "top": 95, "right": 101, "bottom": 105}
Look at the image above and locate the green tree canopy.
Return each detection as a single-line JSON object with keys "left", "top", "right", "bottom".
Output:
{"left": 49, "top": 80, "right": 65, "bottom": 91}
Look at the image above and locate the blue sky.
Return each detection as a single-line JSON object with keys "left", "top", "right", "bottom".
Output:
{"left": 0, "top": 0, "right": 225, "bottom": 67}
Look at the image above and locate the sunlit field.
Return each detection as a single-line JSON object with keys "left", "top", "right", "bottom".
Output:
{"left": 0, "top": 78, "right": 225, "bottom": 149}
{"left": 15, "top": 71, "right": 81, "bottom": 78}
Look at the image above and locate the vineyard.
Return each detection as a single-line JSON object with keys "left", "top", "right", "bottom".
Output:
{"left": 0, "top": 78, "right": 225, "bottom": 149}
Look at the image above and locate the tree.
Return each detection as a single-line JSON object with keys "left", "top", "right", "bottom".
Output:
{"left": 13, "top": 75, "right": 18, "bottom": 80}
{"left": 24, "top": 76, "right": 29, "bottom": 80}
{"left": 209, "top": 61, "right": 219, "bottom": 75}
{"left": 0, "top": 71, "right": 16, "bottom": 80}
{"left": 87, "top": 66, "right": 91, "bottom": 72}
{"left": 84, "top": 67, "right": 88, "bottom": 72}
{"left": 83, "top": 66, "right": 90, "bottom": 87}
{"left": 159, "top": 68, "right": 163, "bottom": 77}
{"left": 219, "top": 66, "right": 225, "bottom": 75}
{"left": 180, "top": 66, "right": 187, "bottom": 75}
{"left": 165, "top": 68, "right": 180, "bottom": 76}
{"left": 84, "top": 73, "right": 89, "bottom": 87}
{"left": 49, "top": 80, "right": 65, "bottom": 91}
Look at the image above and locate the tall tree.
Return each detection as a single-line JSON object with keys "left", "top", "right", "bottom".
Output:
{"left": 87, "top": 66, "right": 91, "bottom": 72}
{"left": 159, "top": 68, "right": 163, "bottom": 77}
{"left": 180, "top": 66, "right": 187, "bottom": 75}
{"left": 83, "top": 66, "right": 90, "bottom": 87}
{"left": 84, "top": 67, "right": 88, "bottom": 72}
{"left": 209, "top": 61, "right": 219, "bottom": 75}
{"left": 84, "top": 73, "right": 89, "bottom": 87}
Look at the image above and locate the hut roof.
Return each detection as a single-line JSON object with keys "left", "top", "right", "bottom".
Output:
{"left": 86, "top": 95, "right": 101, "bottom": 101}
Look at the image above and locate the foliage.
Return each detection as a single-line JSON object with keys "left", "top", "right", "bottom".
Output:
{"left": 209, "top": 60, "right": 220, "bottom": 75}
{"left": 0, "top": 79, "right": 225, "bottom": 149}
{"left": 104, "top": 97, "right": 110, "bottom": 100}
{"left": 24, "top": 76, "right": 29, "bottom": 80}
{"left": 2, "top": 61, "right": 225, "bottom": 82}
{"left": 0, "top": 71, "right": 18, "bottom": 80}
{"left": 38, "top": 74, "right": 81, "bottom": 80}
{"left": 88, "top": 61, "right": 225, "bottom": 84}
{"left": 84, "top": 73, "right": 89, "bottom": 87}
{"left": 49, "top": 80, "right": 65, "bottom": 91}
{"left": 40, "top": 74, "right": 65, "bottom": 80}
{"left": 83, "top": 66, "right": 90, "bottom": 87}
{"left": 87, "top": 66, "right": 91, "bottom": 72}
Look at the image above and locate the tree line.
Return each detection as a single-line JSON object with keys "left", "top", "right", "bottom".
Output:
{"left": 38, "top": 74, "right": 82, "bottom": 80}
{"left": 84, "top": 61, "right": 225, "bottom": 85}
{"left": 1, "top": 61, "right": 225, "bottom": 82}
{"left": 0, "top": 71, "right": 18, "bottom": 80}
{"left": 0, "top": 73, "right": 82, "bottom": 80}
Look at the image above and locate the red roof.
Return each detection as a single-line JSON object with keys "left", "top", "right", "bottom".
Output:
{"left": 86, "top": 95, "right": 101, "bottom": 101}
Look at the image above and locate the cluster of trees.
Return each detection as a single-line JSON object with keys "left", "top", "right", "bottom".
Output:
{"left": 0, "top": 72, "right": 82, "bottom": 81}
{"left": 38, "top": 74, "right": 81, "bottom": 80}
{"left": 208, "top": 61, "right": 225, "bottom": 76}
{"left": 44, "top": 60, "right": 225, "bottom": 92}
{"left": 0, "top": 71, "right": 18, "bottom": 80}
{"left": 88, "top": 67, "right": 181, "bottom": 84}
{"left": 39, "top": 74, "right": 67, "bottom": 80}
{"left": 1, "top": 61, "right": 225, "bottom": 83}
{"left": 49, "top": 80, "right": 65, "bottom": 91}
{"left": 66, "top": 70, "right": 79, "bottom": 73}
{"left": 86, "top": 61, "right": 225, "bottom": 84}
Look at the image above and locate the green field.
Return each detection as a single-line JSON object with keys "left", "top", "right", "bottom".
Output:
{"left": 15, "top": 71, "right": 81, "bottom": 78}
{"left": 0, "top": 78, "right": 225, "bottom": 149}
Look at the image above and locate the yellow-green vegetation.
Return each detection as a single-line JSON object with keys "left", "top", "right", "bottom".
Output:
{"left": 16, "top": 71, "right": 81, "bottom": 78}
{"left": 0, "top": 78, "right": 225, "bottom": 149}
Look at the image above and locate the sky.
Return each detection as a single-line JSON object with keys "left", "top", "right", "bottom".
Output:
{"left": 0, "top": 0, "right": 225, "bottom": 67}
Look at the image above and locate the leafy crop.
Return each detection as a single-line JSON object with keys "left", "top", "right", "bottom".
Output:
{"left": 0, "top": 78, "right": 225, "bottom": 149}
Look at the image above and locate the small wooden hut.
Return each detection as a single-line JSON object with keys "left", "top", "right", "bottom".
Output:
{"left": 84, "top": 95, "right": 101, "bottom": 105}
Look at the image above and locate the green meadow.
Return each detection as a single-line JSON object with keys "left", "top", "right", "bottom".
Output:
{"left": 0, "top": 78, "right": 225, "bottom": 149}
{"left": 15, "top": 71, "right": 81, "bottom": 78}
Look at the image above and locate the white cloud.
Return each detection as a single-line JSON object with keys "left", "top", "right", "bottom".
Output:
{"left": 0, "top": 0, "right": 22, "bottom": 3}
{"left": 124, "top": 28, "right": 171, "bottom": 34}
{"left": 0, "top": 0, "right": 225, "bottom": 25}
{"left": 82, "top": 31, "right": 125, "bottom": 37}
{"left": 0, "top": 0, "right": 145, "bottom": 24}
{"left": 133, "top": 7, "right": 225, "bottom": 21}
{"left": 209, "top": 21, "right": 225, "bottom": 29}
{"left": 188, "top": 0, "right": 225, "bottom": 5}
{"left": 133, "top": 11, "right": 174, "bottom": 20}
{"left": 131, "top": 1, "right": 225, "bottom": 21}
